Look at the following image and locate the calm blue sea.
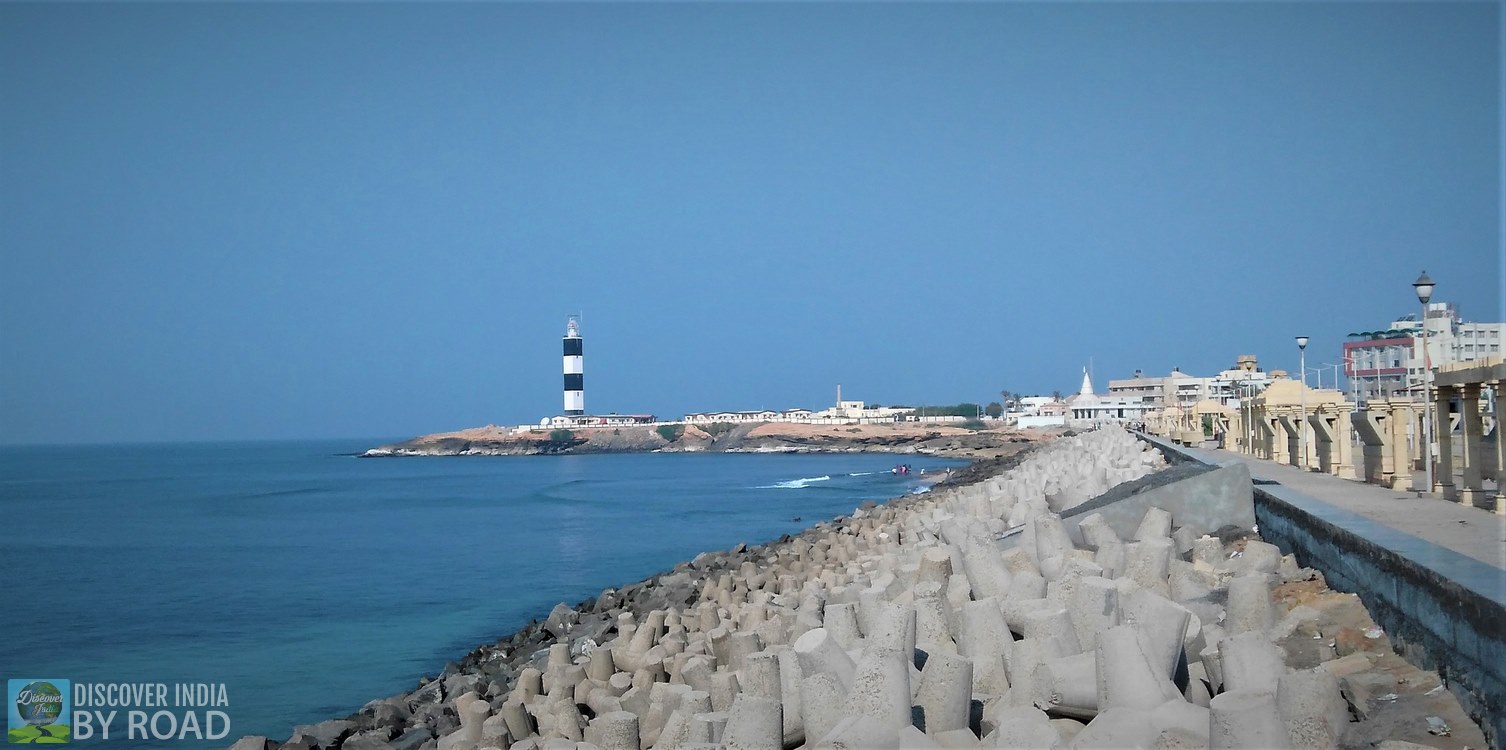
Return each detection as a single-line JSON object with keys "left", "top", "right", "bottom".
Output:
{"left": 0, "top": 441, "right": 961, "bottom": 747}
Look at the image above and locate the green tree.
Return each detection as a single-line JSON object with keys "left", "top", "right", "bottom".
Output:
{"left": 985, "top": 401, "right": 1003, "bottom": 418}
{"left": 895, "top": 403, "right": 984, "bottom": 419}
{"left": 548, "top": 428, "right": 575, "bottom": 443}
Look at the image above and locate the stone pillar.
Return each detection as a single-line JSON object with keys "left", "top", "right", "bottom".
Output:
{"left": 1495, "top": 381, "right": 1506, "bottom": 514}
{"left": 1334, "top": 408, "right": 1356, "bottom": 480}
{"left": 1269, "top": 416, "right": 1288, "bottom": 465}
{"left": 1434, "top": 385, "right": 1456, "bottom": 500}
{"left": 1305, "top": 408, "right": 1320, "bottom": 470}
{"left": 1279, "top": 412, "right": 1298, "bottom": 468}
{"left": 1352, "top": 407, "right": 1388, "bottom": 485}
{"left": 1249, "top": 406, "right": 1264, "bottom": 459}
{"left": 1412, "top": 405, "right": 1426, "bottom": 469}
{"left": 1386, "top": 401, "right": 1413, "bottom": 491}
{"left": 1307, "top": 410, "right": 1335, "bottom": 476}
{"left": 1458, "top": 383, "right": 1484, "bottom": 507}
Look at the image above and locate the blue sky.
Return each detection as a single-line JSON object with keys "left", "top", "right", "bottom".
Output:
{"left": 1, "top": 2, "right": 1500, "bottom": 444}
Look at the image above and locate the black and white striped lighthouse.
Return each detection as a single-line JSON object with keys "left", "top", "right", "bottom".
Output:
{"left": 562, "top": 316, "right": 584, "bottom": 415}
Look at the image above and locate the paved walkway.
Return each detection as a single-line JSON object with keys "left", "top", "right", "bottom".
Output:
{"left": 1174, "top": 446, "right": 1506, "bottom": 573}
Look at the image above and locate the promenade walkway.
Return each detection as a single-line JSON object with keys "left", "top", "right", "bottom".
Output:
{"left": 1173, "top": 445, "right": 1506, "bottom": 573}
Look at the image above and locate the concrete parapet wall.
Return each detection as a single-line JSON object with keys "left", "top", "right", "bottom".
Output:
{"left": 1141, "top": 434, "right": 1506, "bottom": 749}
{"left": 1058, "top": 462, "right": 1255, "bottom": 546}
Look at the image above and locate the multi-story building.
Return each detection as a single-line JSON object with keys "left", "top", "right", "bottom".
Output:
{"left": 1344, "top": 301, "right": 1506, "bottom": 401}
{"left": 1106, "top": 355, "right": 1272, "bottom": 411}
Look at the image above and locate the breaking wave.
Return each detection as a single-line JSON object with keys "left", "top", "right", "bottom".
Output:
{"left": 758, "top": 475, "right": 833, "bottom": 489}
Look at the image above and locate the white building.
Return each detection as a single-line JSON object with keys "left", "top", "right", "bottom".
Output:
{"left": 1068, "top": 369, "right": 1153, "bottom": 425}
{"left": 545, "top": 414, "right": 656, "bottom": 428}
{"left": 1009, "top": 395, "right": 1069, "bottom": 428}
{"left": 683, "top": 410, "right": 780, "bottom": 424}
{"left": 682, "top": 400, "right": 908, "bottom": 425}
{"left": 1017, "top": 396, "right": 1056, "bottom": 415}
{"left": 1346, "top": 301, "right": 1506, "bottom": 401}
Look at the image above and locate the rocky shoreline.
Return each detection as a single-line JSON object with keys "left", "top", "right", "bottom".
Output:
{"left": 233, "top": 427, "right": 1486, "bottom": 750}
{"left": 360, "top": 423, "right": 1051, "bottom": 460}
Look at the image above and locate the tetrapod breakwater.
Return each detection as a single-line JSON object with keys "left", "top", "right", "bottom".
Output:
{"left": 231, "top": 427, "right": 1488, "bottom": 750}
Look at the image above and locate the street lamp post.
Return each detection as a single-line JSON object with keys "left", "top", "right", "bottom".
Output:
{"left": 1244, "top": 381, "right": 1255, "bottom": 456}
{"left": 1297, "top": 336, "right": 1309, "bottom": 470}
{"left": 1414, "top": 272, "right": 1435, "bottom": 494}
{"left": 1308, "top": 363, "right": 1341, "bottom": 391}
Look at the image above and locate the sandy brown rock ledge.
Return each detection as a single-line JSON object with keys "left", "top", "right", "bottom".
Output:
{"left": 233, "top": 427, "right": 1486, "bottom": 750}
{"left": 361, "top": 422, "right": 1055, "bottom": 459}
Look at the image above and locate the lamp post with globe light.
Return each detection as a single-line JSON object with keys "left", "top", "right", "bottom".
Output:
{"left": 1297, "top": 336, "right": 1309, "bottom": 470}
{"left": 1414, "top": 272, "right": 1435, "bottom": 493}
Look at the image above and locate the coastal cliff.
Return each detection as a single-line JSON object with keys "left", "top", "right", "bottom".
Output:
{"left": 362, "top": 422, "right": 1054, "bottom": 459}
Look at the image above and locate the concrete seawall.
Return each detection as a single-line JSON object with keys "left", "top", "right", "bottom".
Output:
{"left": 1143, "top": 434, "right": 1506, "bottom": 748}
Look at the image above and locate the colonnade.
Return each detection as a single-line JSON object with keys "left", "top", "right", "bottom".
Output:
{"left": 1230, "top": 379, "right": 1355, "bottom": 480}
{"left": 1429, "top": 360, "right": 1503, "bottom": 509}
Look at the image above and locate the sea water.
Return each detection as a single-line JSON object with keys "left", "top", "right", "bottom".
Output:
{"left": 0, "top": 441, "right": 961, "bottom": 746}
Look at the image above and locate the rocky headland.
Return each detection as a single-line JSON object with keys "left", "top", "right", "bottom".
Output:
{"left": 234, "top": 427, "right": 1485, "bottom": 750}
{"left": 362, "top": 422, "right": 1052, "bottom": 460}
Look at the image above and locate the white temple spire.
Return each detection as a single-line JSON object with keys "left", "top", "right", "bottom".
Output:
{"left": 1079, "top": 367, "right": 1095, "bottom": 396}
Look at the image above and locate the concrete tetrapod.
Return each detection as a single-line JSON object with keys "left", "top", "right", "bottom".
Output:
{"left": 1076, "top": 513, "right": 1121, "bottom": 551}
{"left": 1095, "top": 625, "right": 1181, "bottom": 711}
{"left": 721, "top": 694, "right": 782, "bottom": 750}
{"left": 956, "top": 543, "right": 1013, "bottom": 602}
{"left": 984, "top": 705, "right": 1062, "bottom": 750}
{"left": 1037, "top": 651, "right": 1098, "bottom": 719}
{"left": 913, "top": 650, "right": 972, "bottom": 736}
{"left": 772, "top": 646, "right": 805, "bottom": 746}
{"left": 865, "top": 604, "right": 917, "bottom": 657}
{"left": 822, "top": 603, "right": 864, "bottom": 652}
{"left": 1120, "top": 588, "right": 1191, "bottom": 681}
{"left": 1134, "top": 507, "right": 1174, "bottom": 541}
{"left": 1224, "top": 575, "right": 1275, "bottom": 635}
{"left": 1208, "top": 689, "right": 1293, "bottom": 750}
{"left": 1020, "top": 606, "right": 1081, "bottom": 656}
{"left": 955, "top": 598, "right": 1012, "bottom": 696}
{"left": 798, "top": 672, "right": 845, "bottom": 749}
{"left": 1068, "top": 576, "right": 1120, "bottom": 653}
{"left": 1276, "top": 668, "right": 1349, "bottom": 750}
{"left": 1218, "top": 631, "right": 1286, "bottom": 694}
{"left": 842, "top": 646, "right": 912, "bottom": 732}
{"left": 740, "top": 651, "right": 782, "bottom": 702}
{"left": 1071, "top": 707, "right": 1158, "bottom": 750}
{"left": 586, "top": 712, "right": 639, "bottom": 750}
{"left": 912, "top": 582, "right": 956, "bottom": 656}
{"left": 793, "top": 628, "right": 856, "bottom": 691}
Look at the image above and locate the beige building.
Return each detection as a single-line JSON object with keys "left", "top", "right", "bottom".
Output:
{"left": 1237, "top": 377, "right": 1355, "bottom": 478}
{"left": 1107, "top": 356, "right": 1273, "bottom": 411}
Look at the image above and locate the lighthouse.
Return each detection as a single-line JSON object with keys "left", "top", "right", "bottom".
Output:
{"left": 563, "top": 316, "right": 584, "bottom": 415}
